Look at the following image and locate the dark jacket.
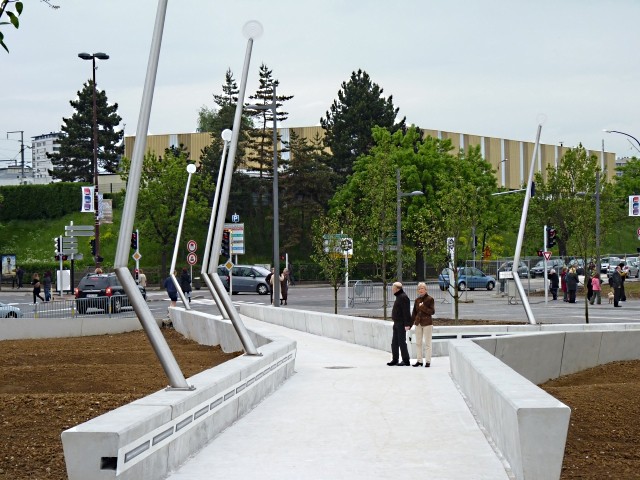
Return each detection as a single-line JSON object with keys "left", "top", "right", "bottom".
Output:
{"left": 412, "top": 293, "right": 435, "bottom": 326}
{"left": 611, "top": 269, "right": 623, "bottom": 289}
{"left": 548, "top": 272, "right": 559, "bottom": 289}
{"left": 180, "top": 271, "right": 192, "bottom": 292}
{"left": 565, "top": 271, "right": 579, "bottom": 291}
{"left": 392, "top": 288, "right": 412, "bottom": 327}
{"left": 164, "top": 277, "right": 177, "bottom": 294}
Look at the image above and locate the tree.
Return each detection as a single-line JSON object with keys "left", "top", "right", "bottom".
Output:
{"left": 320, "top": 69, "right": 405, "bottom": 180}
{"left": 120, "top": 148, "right": 213, "bottom": 276}
{"left": 311, "top": 215, "right": 355, "bottom": 314}
{"left": 280, "top": 131, "right": 337, "bottom": 258}
{"left": 331, "top": 127, "right": 409, "bottom": 319}
{"left": 531, "top": 145, "right": 615, "bottom": 260}
{"left": 0, "top": 0, "right": 58, "bottom": 53}
{"left": 410, "top": 142, "right": 497, "bottom": 321}
{"left": 49, "top": 80, "right": 123, "bottom": 182}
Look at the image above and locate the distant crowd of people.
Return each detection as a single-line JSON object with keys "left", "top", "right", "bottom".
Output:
{"left": 550, "top": 261, "right": 629, "bottom": 308}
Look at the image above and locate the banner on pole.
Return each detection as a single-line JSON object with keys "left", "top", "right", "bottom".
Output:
{"left": 81, "top": 186, "right": 94, "bottom": 213}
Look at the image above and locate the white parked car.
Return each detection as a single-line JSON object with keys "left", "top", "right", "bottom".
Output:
{"left": 0, "top": 302, "right": 23, "bottom": 318}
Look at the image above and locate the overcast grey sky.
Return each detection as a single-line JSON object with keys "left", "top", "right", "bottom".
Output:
{"left": 2, "top": 0, "right": 640, "bottom": 164}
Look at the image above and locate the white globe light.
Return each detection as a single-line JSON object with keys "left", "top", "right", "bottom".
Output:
{"left": 221, "top": 129, "right": 233, "bottom": 142}
{"left": 242, "top": 20, "right": 263, "bottom": 39}
{"left": 186, "top": 164, "right": 197, "bottom": 174}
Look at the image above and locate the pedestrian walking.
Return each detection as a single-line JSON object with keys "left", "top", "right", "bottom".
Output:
{"left": 590, "top": 274, "right": 602, "bottom": 305}
{"left": 16, "top": 266, "right": 24, "bottom": 289}
{"left": 137, "top": 269, "right": 147, "bottom": 288}
{"left": 32, "top": 273, "right": 44, "bottom": 303}
{"left": 43, "top": 271, "right": 53, "bottom": 301}
{"left": 611, "top": 263, "right": 624, "bottom": 308}
{"left": 266, "top": 267, "right": 275, "bottom": 305}
{"left": 280, "top": 268, "right": 290, "bottom": 305}
{"left": 566, "top": 267, "right": 579, "bottom": 303}
{"left": 180, "top": 267, "right": 192, "bottom": 303}
{"left": 164, "top": 272, "right": 178, "bottom": 309}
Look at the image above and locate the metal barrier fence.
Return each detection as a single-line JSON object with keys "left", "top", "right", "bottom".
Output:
{"left": 26, "top": 295, "right": 140, "bottom": 319}
{"left": 348, "top": 280, "right": 450, "bottom": 308}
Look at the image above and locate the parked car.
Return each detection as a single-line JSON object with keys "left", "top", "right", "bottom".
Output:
{"left": 74, "top": 272, "right": 147, "bottom": 314}
{"left": 498, "top": 261, "right": 532, "bottom": 279}
{"left": 530, "top": 258, "right": 564, "bottom": 276}
{"left": 600, "top": 257, "right": 617, "bottom": 274}
{"left": 607, "top": 258, "right": 639, "bottom": 278}
{"left": 438, "top": 267, "right": 496, "bottom": 291}
{"left": 0, "top": 301, "right": 22, "bottom": 318}
{"left": 217, "top": 265, "right": 271, "bottom": 295}
{"left": 567, "top": 258, "right": 585, "bottom": 275}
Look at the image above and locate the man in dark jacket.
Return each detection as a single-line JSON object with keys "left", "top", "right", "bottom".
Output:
{"left": 611, "top": 263, "right": 624, "bottom": 308}
{"left": 387, "top": 282, "right": 412, "bottom": 366}
{"left": 548, "top": 269, "right": 559, "bottom": 300}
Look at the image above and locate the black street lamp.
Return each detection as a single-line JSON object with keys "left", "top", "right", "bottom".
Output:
{"left": 78, "top": 51, "right": 109, "bottom": 266}
{"left": 603, "top": 129, "right": 640, "bottom": 154}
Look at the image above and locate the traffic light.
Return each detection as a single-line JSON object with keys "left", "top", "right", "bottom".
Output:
{"left": 221, "top": 229, "right": 231, "bottom": 258}
{"left": 546, "top": 226, "right": 557, "bottom": 248}
{"left": 130, "top": 232, "right": 138, "bottom": 250}
{"left": 134, "top": 268, "right": 139, "bottom": 281}
{"left": 54, "top": 237, "right": 61, "bottom": 255}
{"left": 90, "top": 238, "right": 96, "bottom": 255}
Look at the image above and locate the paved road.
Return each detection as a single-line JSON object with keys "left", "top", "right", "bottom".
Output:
{"left": 2, "top": 282, "right": 637, "bottom": 325}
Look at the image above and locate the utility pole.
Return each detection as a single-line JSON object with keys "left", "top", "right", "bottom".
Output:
{"left": 7, "top": 130, "right": 25, "bottom": 184}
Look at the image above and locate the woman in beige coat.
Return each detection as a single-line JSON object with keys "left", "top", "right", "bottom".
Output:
{"left": 411, "top": 282, "right": 435, "bottom": 367}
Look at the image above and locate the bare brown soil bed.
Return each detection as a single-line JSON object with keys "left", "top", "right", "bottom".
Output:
{"left": 540, "top": 360, "right": 640, "bottom": 479}
{"left": 0, "top": 329, "right": 239, "bottom": 480}
{"left": 1, "top": 325, "right": 640, "bottom": 479}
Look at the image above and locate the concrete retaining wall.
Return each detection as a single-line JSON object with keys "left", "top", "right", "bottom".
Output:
{"left": 473, "top": 328, "right": 640, "bottom": 385}
{"left": 0, "top": 315, "right": 143, "bottom": 341}
{"left": 61, "top": 309, "right": 296, "bottom": 480}
{"left": 449, "top": 340, "right": 570, "bottom": 480}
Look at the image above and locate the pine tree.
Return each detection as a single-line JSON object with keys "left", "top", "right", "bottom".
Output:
{"left": 49, "top": 80, "right": 123, "bottom": 182}
{"left": 280, "top": 131, "right": 337, "bottom": 257}
{"left": 246, "top": 63, "right": 294, "bottom": 178}
{"left": 320, "top": 69, "right": 405, "bottom": 181}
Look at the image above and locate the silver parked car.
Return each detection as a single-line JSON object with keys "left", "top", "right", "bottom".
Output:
{"left": 217, "top": 265, "right": 271, "bottom": 295}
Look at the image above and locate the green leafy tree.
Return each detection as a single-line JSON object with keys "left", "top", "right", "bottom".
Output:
{"left": 320, "top": 69, "right": 405, "bottom": 180}
{"left": 311, "top": 215, "right": 355, "bottom": 313}
{"left": 49, "top": 80, "right": 123, "bottom": 182}
{"left": 331, "top": 127, "right": 409, "bottom": 319}
{"left": 410, "top": 143, "right": 497, "bottom": 321}
{"left": 531, "top": 145, "right": 615, "bottom": 260}
{"left": 120, "top": 148, "right": 213, "bottom": 276}
{"left": 280, "top": 131, "right": 337, "bottom": 258}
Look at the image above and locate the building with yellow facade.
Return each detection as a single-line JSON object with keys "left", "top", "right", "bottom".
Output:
{"left": 124, "top": 126, "right": 617, "bottom": 189}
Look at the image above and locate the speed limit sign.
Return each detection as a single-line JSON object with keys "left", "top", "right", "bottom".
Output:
{"left": 186, "top": 252, "right": 197, "bottom": 265}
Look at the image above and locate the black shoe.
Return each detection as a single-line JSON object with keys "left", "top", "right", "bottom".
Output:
{"left": 387, "top": 360, "right": 399, "bottom": 366}
{"left": 397, "top": 361, "right": 410, "bottom": 366}
{"left": 425, "top": 363, "right": 431, "bottom": 368}
{"left": 614, "top": 305, "right": 622, "bottom": 308}
{"left": 412, "top": 362, "right": 423, "bottom": 367}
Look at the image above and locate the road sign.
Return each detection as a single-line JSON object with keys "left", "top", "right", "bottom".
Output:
{"left": 223, "top": 223, "right": 245, "bottom": 255}
{"left": 224, "top": 259, "right": 234, "bottom": 271}
{"left": 231, "top": 213, "right": 240, "bottom": 223}
{"left": 543, "top": 251, "right": 552, "bottom": 261}
{"left": 132, "top": 251, "right": 142, "bottom": 261}
{"left": 187, "top": 240, "right": 198, "bottom": 253}
{"left": 186, "top": 252, "right": 197, "bottom": 265}
{"left": 64, "top": 225, "right": 94, "bottom": 237}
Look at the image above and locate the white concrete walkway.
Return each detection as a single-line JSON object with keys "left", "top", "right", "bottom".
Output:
{"left": 167, "top": 316, "right": 511, "bottom": 480}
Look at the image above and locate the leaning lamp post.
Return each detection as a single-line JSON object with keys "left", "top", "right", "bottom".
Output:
{"left": 246, "top": 86, "right": 280, "bottom": 305}
{"left": 396, "top": 169, "right": 424, "bottom": 282}
{"left": 78, "top": 51, "right": 109, "bottom": 267}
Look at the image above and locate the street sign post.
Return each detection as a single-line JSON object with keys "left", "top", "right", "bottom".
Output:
{"left": 543, "top": 251, "right": 552, "bottom": 261}
{"left": 64, "top": 224, "right": 94, "bottom": 237}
